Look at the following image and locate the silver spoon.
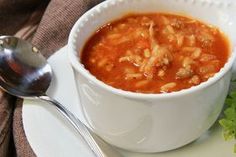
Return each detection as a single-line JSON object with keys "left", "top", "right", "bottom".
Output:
{"left": 0, "top": 36, "right": 123, "bottom": 157}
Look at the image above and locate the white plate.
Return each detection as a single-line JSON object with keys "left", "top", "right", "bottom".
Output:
{"left": 23, "top": 46, "right": 235, "bottom": 157}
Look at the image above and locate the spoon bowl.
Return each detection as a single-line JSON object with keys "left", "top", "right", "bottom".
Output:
{"left": 0, "top": 36, "right": 52, "bottom": 97}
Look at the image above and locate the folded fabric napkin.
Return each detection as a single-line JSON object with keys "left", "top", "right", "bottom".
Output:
{"left": 0, "top": 0, "right": 102, "bottom": 156}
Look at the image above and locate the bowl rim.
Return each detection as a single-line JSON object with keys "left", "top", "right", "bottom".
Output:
{"left": 68, "top": 0, "right": 236, "bottom": 100}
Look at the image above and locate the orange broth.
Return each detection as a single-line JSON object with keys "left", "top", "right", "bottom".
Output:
{"left": 81, "top": 13, "right": 229, "bottom": 93}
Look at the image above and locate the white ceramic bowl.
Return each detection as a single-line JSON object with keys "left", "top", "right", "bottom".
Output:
{"left": 68, "top": 0, "right": 236, "bottom": 153}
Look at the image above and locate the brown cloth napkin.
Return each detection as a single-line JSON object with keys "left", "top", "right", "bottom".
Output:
{"left": 0, "top": 0, "right": 102, "bottom": 156}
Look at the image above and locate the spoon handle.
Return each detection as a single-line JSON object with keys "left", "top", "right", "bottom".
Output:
{"left": 39, "top": 95, "right": 105, "bottom": 157}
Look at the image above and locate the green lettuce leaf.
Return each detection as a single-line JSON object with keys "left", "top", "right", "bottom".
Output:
{"left": 219, "top": 90, "right": 236, "bottom": 153}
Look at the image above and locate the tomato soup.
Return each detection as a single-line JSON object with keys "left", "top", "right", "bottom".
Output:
{"left": 80, "top": 13, "right": 229, "bottom": 93}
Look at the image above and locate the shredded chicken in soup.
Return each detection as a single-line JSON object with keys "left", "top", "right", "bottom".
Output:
{"left": 81, "top": 13, "right": 229, "bottom": 93}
